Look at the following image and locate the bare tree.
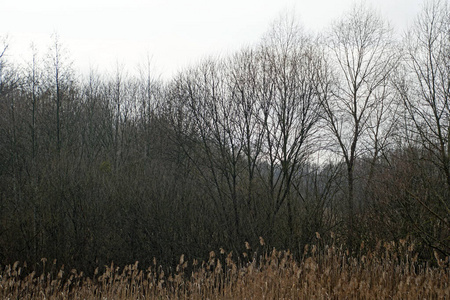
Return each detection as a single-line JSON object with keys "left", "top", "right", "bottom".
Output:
{"left": 400, "top": 0, "right": 450, "bottom": 190}
{"left": 0, "top": 37, "right": 9, "bottom": 95}
{"left": 0, "top": 37, "right": 19, "bottom": 98}
{"left": 45, "top": 33, "right": 74, "bottom": 154}
{"left": 23, "top": 43, "right": 44, "bottom": 262}
{"left": 396, "top": 0, "right": 449, "bottom": 256}
{"left": 24, "top": 43, "right": 43, "bottom": 165}
{"left": 321, "top": 3, "right": 398, "bottom": 249}
{"left": 170, "top": 59, "right": 246, "bottom": 246}
{"left": 137, "top": 55, "right": 164, "bottom": 159}
{"left": 257, "top": 14, "right": 324, "bottom": 247}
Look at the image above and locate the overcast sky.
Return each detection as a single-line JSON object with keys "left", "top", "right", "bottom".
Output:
{"left": 1, "top": 0, "right": 425, "bottom": 79}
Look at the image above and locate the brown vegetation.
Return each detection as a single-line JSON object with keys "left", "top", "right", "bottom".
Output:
{"left": 0, "top": 0, "right": 449, "bottom": 292}
{"left": 1, "top": 240, "right": 449, "bottom": 299}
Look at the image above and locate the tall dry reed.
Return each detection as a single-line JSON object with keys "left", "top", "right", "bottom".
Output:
{"left": 1, "top": 239, "right": 448, "bottom": 299}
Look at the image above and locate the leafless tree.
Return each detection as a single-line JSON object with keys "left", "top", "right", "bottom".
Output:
{"left": 225, "top": 49, "right": 264, "bottom": 238}
{"left": 321, "top": 3, "right": 399, "bottom": 249}
{"left": 45, "top": 33, "right": 74, "bottom": 154}
{"left": 395, "top": 0, "right": 449, "bottom": 256}
{"left": 256, "top": 14, "right": 324, "bottom": 246}
{"left": 0, "top": 37, "right": 20, "bottom": 98}
{"left": 0, "top": 37, "right": 9, "bottom": 95}
{"left": 400, "top": 0, "right": 450, "bottom": 189}
{"left": 170, "top": 58, "right": 246, "bottom": 246}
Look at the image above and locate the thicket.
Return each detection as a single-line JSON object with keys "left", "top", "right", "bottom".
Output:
{"left": 0, "top": 0, "right": 448, "bottom": 281}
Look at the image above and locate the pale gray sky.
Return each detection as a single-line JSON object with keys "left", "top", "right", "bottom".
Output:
{"left": 1, "top": 0, "right": 425, "bottom": 79}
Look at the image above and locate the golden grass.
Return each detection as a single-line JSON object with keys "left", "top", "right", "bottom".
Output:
{"left": 1, "top": 240, "right": 449, "bottom": 299}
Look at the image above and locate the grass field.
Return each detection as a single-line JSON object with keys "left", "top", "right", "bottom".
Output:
{"left": 1, "top": 240, "right": 449, "bottom": 299}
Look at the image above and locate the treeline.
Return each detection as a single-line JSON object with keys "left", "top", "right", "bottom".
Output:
{"left": 0, "top": 1, "right": 448, "bottom": 273}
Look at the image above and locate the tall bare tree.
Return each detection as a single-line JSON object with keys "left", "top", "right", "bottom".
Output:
{"left": 396, "top": 0, "right": 449, "bottom": 256}
{"left": 255, "top": 14, "right": 324, "bottom": 247}
{"left": 45, "top": 33, "right": 74, "bottom": 155}
{"left": 170, "top": 59, "right": 246, "bottom": 246}
{"left": 400, "top": 0, "right": 450, "bottom": 190}
{"left": 321, "top": 3, "right": 398, "bottom": 249}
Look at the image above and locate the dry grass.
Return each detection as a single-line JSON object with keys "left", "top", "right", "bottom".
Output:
{"left": 1, "top": 240, "right": 449, "bottom": 299}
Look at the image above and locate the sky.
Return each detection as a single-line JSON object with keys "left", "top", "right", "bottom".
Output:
{"left": 1, "top": 0, "right": 425, "bottom": 79}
